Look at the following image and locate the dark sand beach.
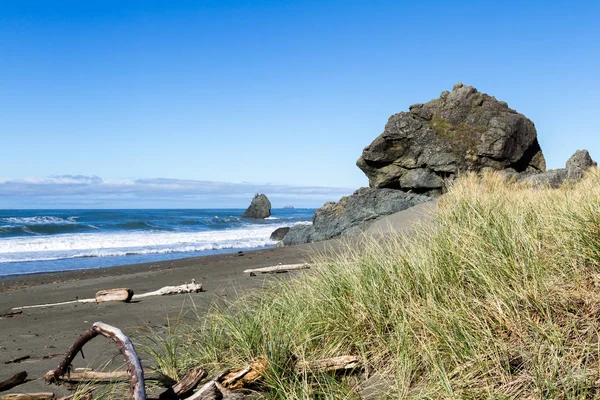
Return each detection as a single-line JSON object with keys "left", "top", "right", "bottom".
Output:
{"left": 0, "top": 240, "right": 337, "bottom": 397}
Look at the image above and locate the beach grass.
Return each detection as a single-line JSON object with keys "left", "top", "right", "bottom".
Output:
{"left": 143, "top": 169, "right": 600, "bottom": 399}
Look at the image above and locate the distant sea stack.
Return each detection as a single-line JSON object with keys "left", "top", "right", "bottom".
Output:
{"left": 242, "top": 194, "right": 271, "bottom": 219}
{"left": 357, "top": 82, "right": 546, "bottom": 196}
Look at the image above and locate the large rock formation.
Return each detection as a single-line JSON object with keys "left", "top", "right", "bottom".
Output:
{"left": 242, "top": 194, "right": 271, "bottom": 219}
{"left": 282, "top": 188, "right": 428, "bottom": 245}
{"left": 357, "top": 83, "right": 546, "bottom": 195}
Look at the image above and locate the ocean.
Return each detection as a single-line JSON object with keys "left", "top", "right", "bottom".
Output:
{"left": 0, "top": 208, "right": 314, "bottom": 277}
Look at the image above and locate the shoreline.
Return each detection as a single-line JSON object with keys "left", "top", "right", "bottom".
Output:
{"left": 0, "top": 241, "right": 332, "bottom": 294}
{"left": 0, "top": 240, "right": 338, "bottom": 397}
{"left": 0, "top": 205, "right": 429, "bottom": 397}
{"left": 0, "top": 244, "right": 279, "bottom": 283}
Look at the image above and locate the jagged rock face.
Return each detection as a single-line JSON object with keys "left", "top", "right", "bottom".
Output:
{"left": 282, "top": 187, "right": 428, "bottom": 245}
{"left": 518, "top": 149, "right": 596, "bottom": 188}
{"left": 242, "top": 194, "right": 271, "bottom": 219}
{"left": 270, "top": 227, "right": 290, "bottom": 241}
{"left": 566, "top": 149, "right": 597, "bottom": 180}
{"left": 357, "top": 83, "right": 546, "bottom": 195}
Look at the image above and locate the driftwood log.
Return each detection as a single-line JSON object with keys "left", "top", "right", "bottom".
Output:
{"left": 44, "top": 322, "right": 145, "bottom": 400}
{"left": 243, "top": 263, "right": 309, "bottom": 276}
{"left": 0, "top": 372, "right": 27, "bottom": 393}
{"left": 12, "top": 281, "right": 202, "bottom": 310}
{"left": 1, "top": 394, "right": 55, "bottom": 400}
{"left": 95, "top": 288, "right": 134, "bottom": 303}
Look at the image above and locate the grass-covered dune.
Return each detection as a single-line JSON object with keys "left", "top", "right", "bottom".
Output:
{"left": 148, "top": 170, "right": 600, "bottom": 399}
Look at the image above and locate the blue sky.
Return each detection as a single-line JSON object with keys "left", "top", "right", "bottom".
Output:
{"left": 1, "top": 0, "right": 598, "bottom": 208}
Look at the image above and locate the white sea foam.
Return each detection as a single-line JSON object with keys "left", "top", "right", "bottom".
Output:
{"left": 0, "top": 222, "right": 304, "bottom": 263}
{"left": 1, "top": 216, "right": 78, "bottom": 225}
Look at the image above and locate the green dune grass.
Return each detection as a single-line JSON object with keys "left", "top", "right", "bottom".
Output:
{"left": 145, "top": 169, "right": 600, "bottom": 399}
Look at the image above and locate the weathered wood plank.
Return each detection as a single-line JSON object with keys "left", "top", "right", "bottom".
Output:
{"left": 243, "top": 263, "right": 309, "bottom": 276}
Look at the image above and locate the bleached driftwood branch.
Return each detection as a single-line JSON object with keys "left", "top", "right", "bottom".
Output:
{"left": 243, "top": 263, "right": 309, "bottom": 276}
{"left": 132, "top": 281, "right": 202, "bottom": 299}
{"left": 49, "top": 370, "right": 164, "bottom": 384}
{"left": 12, "top": 298, "right": 96, "bottom": 310}
{"left": 1, "top": 394, "right": 55, "bottom": 400}
{"left": 44, "top": 322, "right": 145, "bottom": 400}
{"left": 12, "top": 281, "right": 202, "bottom": 310}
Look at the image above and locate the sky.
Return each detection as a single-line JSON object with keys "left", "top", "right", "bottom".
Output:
{"left": 0, "top": 0, "right": 598, "bottom": 208}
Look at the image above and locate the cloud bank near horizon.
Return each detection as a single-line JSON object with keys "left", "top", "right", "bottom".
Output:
{"left": 0, "top": 175, "right": 354, "bottom": 208}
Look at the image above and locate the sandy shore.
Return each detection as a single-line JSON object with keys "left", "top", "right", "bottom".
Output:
{"left": 0, "top": 240, "right": 338, "bottom": 397}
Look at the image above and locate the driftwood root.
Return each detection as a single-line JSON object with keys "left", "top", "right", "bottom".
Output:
{"left": 44, "top": 322, "right": 145, "bottom": 400}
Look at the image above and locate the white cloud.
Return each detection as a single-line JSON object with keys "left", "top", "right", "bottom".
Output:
{"left": 0, "top": 175, "right": 355, "bottom": 208}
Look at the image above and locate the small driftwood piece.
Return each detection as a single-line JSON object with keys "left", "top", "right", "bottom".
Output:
{"left": 158, "top": 366, "right": 207, "bottom": 400}
{"left": 1, "top": 394, "right": 55, "bottom": 400}
{"left": 12, "top": 281, "right": 201, "bottom": 310}
{"left": 243, "top": 263, "right": 309, "bottom": 276}
{"left": 4, "top": 356, "right": 30, "bottom": 365}
{"left": 221, "top": 359, "right": 267, "bottom": 390}
{"left": 132, "top": 281, "right": 202, "bottom": 300}
{"left": 185, "top": 371, "right": 230, "bottom": 400}
{"left": 296, "top": 356, "right": 360, "bottom": 374}
{"left": 0, "top": 310, "right": 22, "bottom": 318}
{"left": 44, "top": 322, "right": 145, "bottom": 400}
{"left": 95, "top": 288, "right": 134, "bottom": 303}
{"left": 0, "top": 371, "right": 27, "bottom": 393}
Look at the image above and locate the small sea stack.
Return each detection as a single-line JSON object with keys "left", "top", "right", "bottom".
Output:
{"left": 242, "top": 194, "right": 271, "bottom": 219}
